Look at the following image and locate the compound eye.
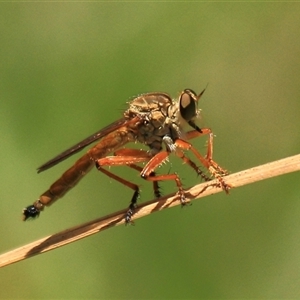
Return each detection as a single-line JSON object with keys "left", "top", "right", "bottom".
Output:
{"left": 179, "top": 89, "right": 197, "bottom": 121}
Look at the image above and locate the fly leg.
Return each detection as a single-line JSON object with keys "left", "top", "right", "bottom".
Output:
{"left": 174, "top": 132, "right": 230, "bottom": 193}
{"left": 96, "top": 149, "right": 152, "bottom": 224}
{"left": 126, "top": 164, "right": 161, "bottom": 198}
{"left": 114, "top": 149, "right": 161, "bottom": 198}
{"left": 96, "top": 166, "right": 139, "bottom": 224}
{"left": 140, "top": 151, "right": 188, "bottom": 206}
{"left": 175, "top": 149, "right": 212, "bottom": 182}
{"left": 184, "top": 128, "right": 228, "bottom": 176}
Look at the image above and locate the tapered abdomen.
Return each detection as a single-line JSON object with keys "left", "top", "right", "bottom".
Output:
{"left": 38, "top": 153, "right": 93, "bottom": 206}
{"left": 37, "top": 128, "right": 134, "bottom": 207}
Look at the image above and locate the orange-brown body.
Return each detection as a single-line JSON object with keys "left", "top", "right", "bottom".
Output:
{"left": 23, "top": 88, "right": 229, "bottom": 222}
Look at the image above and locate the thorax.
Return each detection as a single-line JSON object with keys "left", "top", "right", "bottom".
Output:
{"left": 124, "top": 92, "right": 183, "bottom": 153}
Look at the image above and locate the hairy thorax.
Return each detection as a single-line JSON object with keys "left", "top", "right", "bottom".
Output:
{"left": 124, "top": 92, "right": 183, "bottom": 154}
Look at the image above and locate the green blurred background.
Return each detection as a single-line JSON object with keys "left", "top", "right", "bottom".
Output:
{"left": 1, "top": 3, "right": 300, "bottom": 299}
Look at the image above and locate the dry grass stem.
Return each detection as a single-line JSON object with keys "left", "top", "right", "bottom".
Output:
{"left": 0, "top": 153, "right": 299, "bottom": 268}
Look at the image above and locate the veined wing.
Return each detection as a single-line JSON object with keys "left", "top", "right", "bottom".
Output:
{"left": 37, "top": 117, "right": 139, "bottom": 173}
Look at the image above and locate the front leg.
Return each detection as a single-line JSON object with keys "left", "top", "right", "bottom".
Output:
{"left": 174, "top": 136, "right": 230, "bottom": 193}
{"left": 184, "top": 128, "right": 228, "bottom": 176}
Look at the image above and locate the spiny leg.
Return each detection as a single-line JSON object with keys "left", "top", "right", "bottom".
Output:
{"left": 175, "top": 149, "right": 212, "bottom": 182}
{"left": 96, "top": 163, "right": 140, "bottom": 224}
{"left": 114, "top": 149, "right": 161, "bottom": 198}
{"left": 126, "top": 164, "right": 161, "bottom": 198}
{"left": 96, "top": 149, "right": 152, "bottom": 223}
{"left": 174, "top": 133, "right": 230, "bottom": 193}
{"left": 184, "top": 128, "right": 228, "bottom": 176}
{"left": 140, "top": 151, "right": 188, "bottom": 206}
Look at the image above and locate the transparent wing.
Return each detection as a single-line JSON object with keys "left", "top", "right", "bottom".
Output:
{"left": 37, "top": 117, "right": 133, "bottom": 173}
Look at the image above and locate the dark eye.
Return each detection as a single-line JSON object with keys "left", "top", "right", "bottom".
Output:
{"left": 179, "top": 89, "right": 197, "bottom": 121}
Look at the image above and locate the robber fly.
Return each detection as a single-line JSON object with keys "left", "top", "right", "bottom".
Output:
{"left": 23, "top": 88, "right": 229, "bottom": 223}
